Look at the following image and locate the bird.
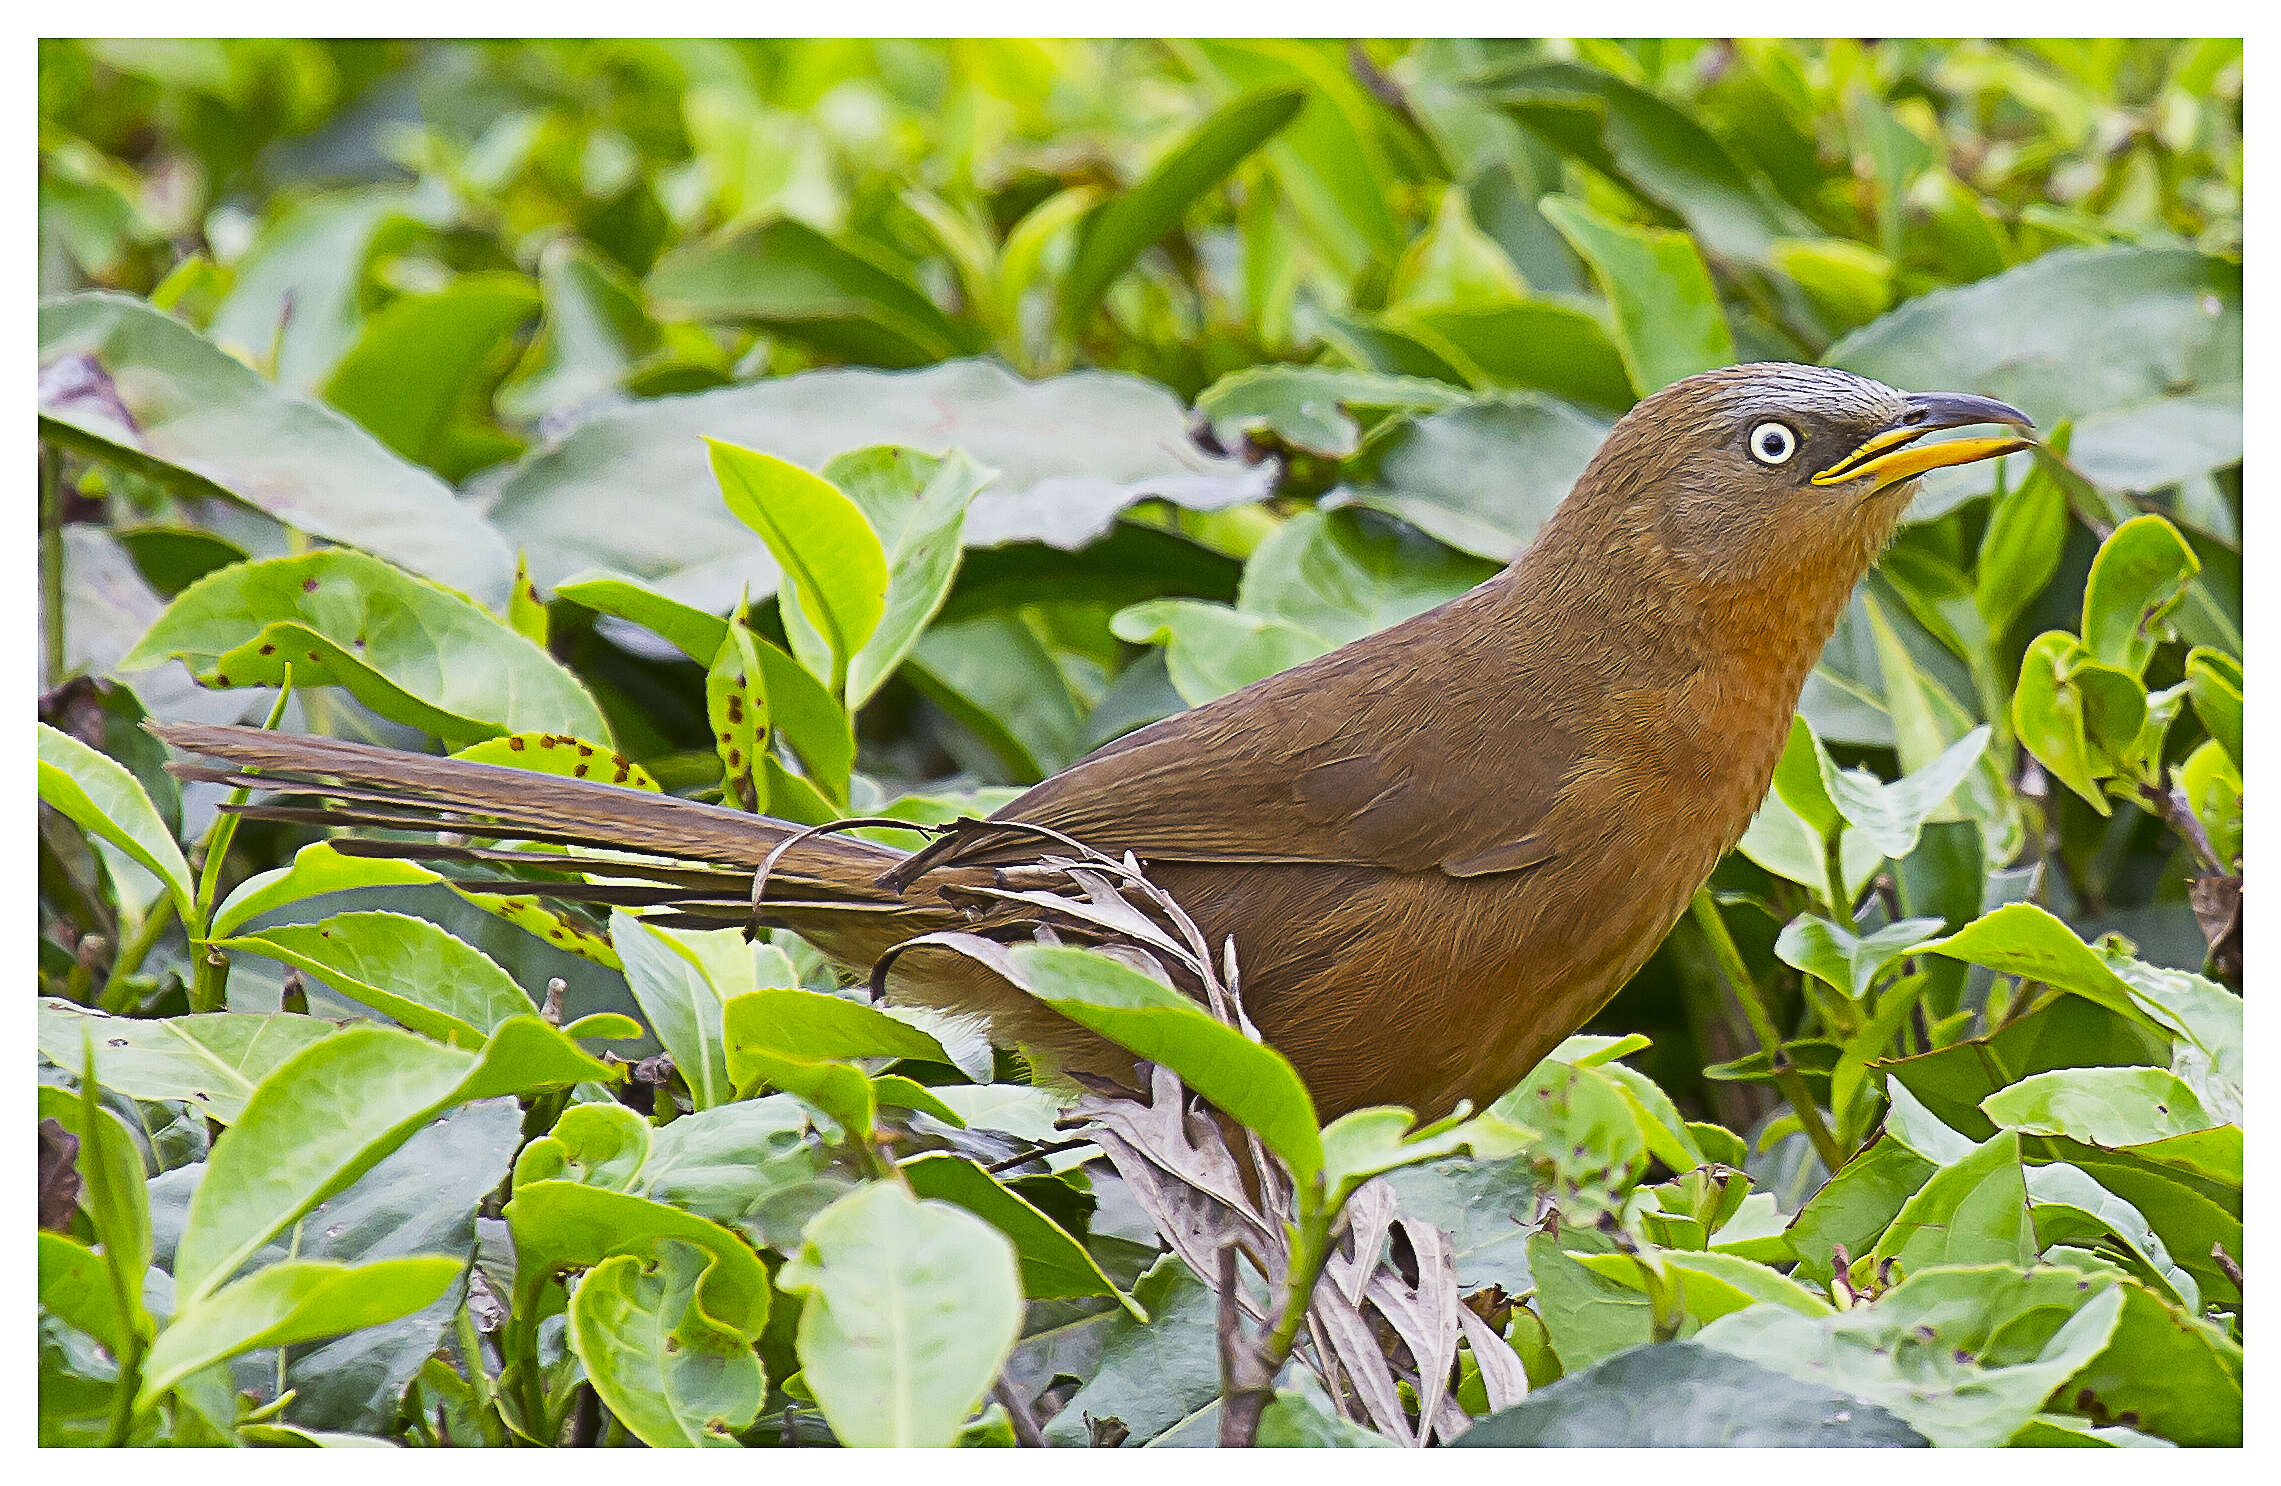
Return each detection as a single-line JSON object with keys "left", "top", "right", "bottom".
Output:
{"left": 154, "top": 363, "right": 2033, "bottom": 1121}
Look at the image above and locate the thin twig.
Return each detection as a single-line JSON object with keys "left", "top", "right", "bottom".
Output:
{"left": 991, "top": 1381, "right": 1048, "bottom": 1448}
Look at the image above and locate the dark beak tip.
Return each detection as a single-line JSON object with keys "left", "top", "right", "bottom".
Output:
{"left": 1907, "top": 390, "right": 2037, "bottom": 433}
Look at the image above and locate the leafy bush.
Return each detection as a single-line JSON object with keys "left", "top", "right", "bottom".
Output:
{"left": 38, "top": 38, "right": 2240, "bottom": 1447}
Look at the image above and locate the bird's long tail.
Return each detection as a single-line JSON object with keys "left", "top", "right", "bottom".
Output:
{"left": 148, "top": 722, "right": 920, "bottom": 934}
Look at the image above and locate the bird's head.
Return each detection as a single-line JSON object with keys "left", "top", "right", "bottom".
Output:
{"left": 1566, "top": 362, "right": 2035, "bottom": 596}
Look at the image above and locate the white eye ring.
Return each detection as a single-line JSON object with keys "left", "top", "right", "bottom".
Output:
{"left": 1749, "top": 421, "right": 1799, "bottom": 465}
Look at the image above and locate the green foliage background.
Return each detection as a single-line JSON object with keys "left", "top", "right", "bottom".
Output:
{"left": 38, "top": 38, "right": 2241, "bottom": 1448}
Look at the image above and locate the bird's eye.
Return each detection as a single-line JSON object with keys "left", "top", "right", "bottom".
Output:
{"left": 1748, "top": 421, "right": 1799, "bottom": 466}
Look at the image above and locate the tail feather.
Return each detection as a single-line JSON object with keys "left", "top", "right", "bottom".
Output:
{"left": 149, "top": 722, "right": 910, "bottom": 913}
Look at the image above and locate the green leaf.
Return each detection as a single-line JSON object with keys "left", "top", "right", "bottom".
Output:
{"left": 1452, "top": 1340, "right": 1926, "bottom": 1446}
{"left": 1194, "top": 365, "right": 1463, "bottom": 459}
{"left": 788, "top": 446, "right": 991, "bottom": 710}
{"left": 1037, "top": 1256, "right": 1223, "bottom": 1446}
{"left": 777, "top": 1181, "right": 1022, "bottom": 1447}
{"left": 707, "top": 438, "right": 888, "bottom": 694}
{"left": 1390, "top": 184, "right": 1531, "bottom": 310}
{"left": 1982, "top": 1066, "right": 2216, "bottom": 1147}
{"left": 498, "top": 238, "right": 655, "bottom": 424}
{"left": 207, "top": 191, "right": 418, "bottom": 393}
{"left": 1783, "top": 1136, "right": 1933, "bottom": 1286}
{"left": 449, "top": 732, "right": 657, "bottom": 790}
{"left": 2012, "top": 631, "right": 2141, "bottom": 809}
{"left": 901, "top": 1153, "right": 1140, "bottom": 1314}
{"left": 1974, "top": 457, "right": 2070, "bottom": 641}
{"left": 138, "top": 1257, "right": 459, "bottom": 1408}
{"left": 2056, "top": 1274, "right": 2241, "bottom": 1446}
{"left": 2184, "top": 646, "right": 2242, "bottom": 767}
{"left": 553, "top": 571, "right": 729, "bottom": 664}
{"left": 44, "top": 1080, "right": 153, "bottom": 1338}
{"left": 1110, "top": 599, "right": 1325, "bottom": 706}
{"left": 174, "top": 1019, "right": 610, "bottom": 1304}
{"left": 1770, "top": 236, "right": 1895, "bottom": 332}
{"left": 1829, "top": 245, "right": 2240, "bottom": 504}
{"left": 1775, "top": 915, "right": 1946, "bottom": 1000}
{"left": 1540, "top": 194, "right": 1734, "bottom": 395}
{"left": 506, "top": 1179, "right": 771, "bottom": 1339}
{"left": 319, "top": 272, "right": 540, "bottom": 474}
{"left": 723, "top": 987, "right": 950, "bottom": 1086}
{"left": 1573, "top": 1248, "right": 1833, "bottom": 1323}
{"left": 1257, "top": 1387, "right": 1400, "bottom": 1447}
{"left": 998, "top": 943, "right": 1323, "bottom": 1183}
{"left": 120, "top": 550, "right": 611, "bottom": 746}
{"left": 1061, "top": 85, "right": 1305, "bottom": 330}
{"left": 1237, "top": 507, "right": 1497, "bottom": 648}
{"left": 218, "top": 911, "right": 534, "bottom": 1046}
{"left": 39, "top": 1231, "right": 125, "bottom": 1353}
{"left": 516, "top": 1102, "right": 653, "bottom": 1191}
{"left": 2081, "top": 514, "right": 2199, "bottom": 676}
{"left": 2024, "top": 1163, "right": 2198, "bottom": 1310}
{"left": 610, "top": 913, "right": 736, "bottom": 1111}
{"left": 637, "top": 1097, "right": 854, "bottom": 1252}
{"left": 40, "top": 291, "right": 514, "bottom": 603}
{"left": 1694, "top": 1264, "right": 2128, "bottom": 1447}
{"left": 1820, "top": 725, "right": 1991, "bottom": 859}
{"left": 567, "top": 1240, "right": 765, "bottom": 1448}
{"left": 210, "top": 841, "right": 443, "bottom": 940}
{"left": 490, "top": 360, "right": 1267, "bottom": 583}
{"left": 705, "top": 602, "right": 768, "bottom": 812}
{"left": 649, "top": 218, "right": 981, "bottom": 367}
{"left": 1917, "top": 904, "right": 2185, "bottom": 1040}
{"left": 38, "top": 1000, "right": 338, "bottom": 1124}
{"left": 1871, "top": 1130, "right": 2035, "bottom": 1276}
{"left": 37, "top": 720, "right": 194, "bottom": 922}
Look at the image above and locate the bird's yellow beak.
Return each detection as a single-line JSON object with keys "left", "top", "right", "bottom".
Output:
{"left": 1812, "top": 391, "right": 2037, "bottom": 489}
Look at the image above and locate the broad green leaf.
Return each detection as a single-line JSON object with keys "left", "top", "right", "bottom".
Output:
{"left": 37, "top": 720, "right": 194, "bottom": 921}
{"left": 39, "top": 1231, "right": 125, "bottom": 1353}
{"left": 498, "top": 238, "right": 655, "bottom": 423}
{"left": 637, "top": 1097, "right": 854, "bottom": 1252}
{"left": 779, "top": 1181, "right": 1021, "bottom": 1447}
{"left": 999, "top": 943, "right": 1323, "bottom": 1183}
{"left": 1237, "top": 507, "right": 1496, "bottom": 648}
{"left": 490, "top": 360, "right": 1267, "bottom": 584}
{"left": 1784, "top": 1136, "right": 1934, "bottom": 1287}
{"left": 901, "top": 1153, "right": 1139, "bottom": 1313}
{"left": 138, "top": 1257, "right": 459, "bottom": 1407}
{"left": 40, "top": 291, "right": 513, "bottom": 603}
{"left": 1694, "top": 1264, "right": 2128, "bottom": 1447}
{"left": 1770, "top": 236, "right": 1895, "bottom": 331}
{"left": 1319, "top": 1106, "right": 1484, "bottom": 1196}
{"left": 554, "top": 571, "right": 729, "bottom": 664}
{"left": 119, "top": 550, "right": 611, "bottom": 746}
{"left": 784, "top": 446, "right": 991, "bottom": 710}
{"left": 1541, "top": 194, "right": 1734, "bottom": 395}
{"left": 1918, "top": 904, "right": 2189, "bottom": 1041}
{"left": 515, "top": 1102, "right": 653, "bottom": 1191}
{"left": 1775, "top": 915, "right": 1946, "bottom": 1000}
{"left": 1872, "top": 1130, "right": 2034, "bottom": 1275}
{"left": 1060, "top": 85, "right": 1305, "bottom": 329}
{"left": 449, "top": 732, "right": 658, "bottom": 790}
{"left": 707, "top": 438, "right": 887, "bottom": 694}
{"left": 1381, "top": 1155, "right": 1543, "bottom": 1296}
{"left": 2056, "top": 1274, "right": 2241, "bottom": 1446}
{"left": 650, "top": 218, "right": 981, "bottom": 367}
{"left": 2184, "top": 646, "right": 2241, "bottom": 766}
{"left": 1490, "top": 1057, "right": 1650, "bottom": 1190}
{"left": 611, "top": 913, "right": 735, "bottom": 1111}
{"left": 1257, "top": 1387, "right": 1401, "bottom": 1447}
{"left": 1452, "top": 1340, "right": 1925, "bottom": 1446}
{"left": 1195, "top": 365, "right": 1463, "bottom": 458}
{"left": 1574, "top": 1249, "right": 1833, "bottom": 1327}
{"left": 705, "top": 603, "right": 768, "bottom": 812}
{"left": 1877, "top": 994, "right": 2171, "bottom": 1142}
{"left": 218, "top": 911, "right": 534, "bottom": 1046}
{"left": 319, "top": 272, "right": 540, "bottom": 474}
{"left": 1819, "top": 725, "right": 1990, "bottom": 859}
{"left": 567, "top": 1240, "right": 764, "bottom": 1448}
{"left": 722, "top": 986, "right": 949, "bottom": 1081}
{"left": 505, "top": 1179, "right": 771, "bottom": 1339}
{"left": 211, "top": 841, "right": 443, "bottom": 939}
{"left": 1388, "top": 299, "right": 1635, "bottom": 413}
{"left": 206, "top": 191, "right": 417, "bottom": 393}
{"left": 38, "top": 1000, "right": 338, "bottom": 1124}
{"left": 1982, "top": 1066, "right": 2216, "bottom": 1147}
{"left": 42, "top": 1082, "right": 153, "bottom": 1337}
{"left": 1034, "top": 1257, "right": 1238, "bottom": 1446}
{"left": 1527, "top": 1233, "right": 1656, "bottom": 1368}
{"left": 2023, "top": 1163, "right": 2197, "bottom": 1310}
{"left": 2176, "top": 737, "right": 2242, "bottom": 865}
{"left": 2012, "top": 631, "right": 2138, "bottom": 810}
{"left": 174, "top": 1019, "right": 611, "bottom": 1304}
{"left": 2081, "top": 514, "right": 2199, "bottom": 676}
{"left": 1770, "top": 715, "right": 1841, "bottom": 837}
{"left": 1974, "top": 458, "right": 2069, "bottom": 640}
{"left": 1389, "top": 184, "right": 1531, "bottom": 310}
{"left": 1110, "top": 598, "right": 1325, "bottom": 705}
{"left": 1493, "top": 61, "right": 1803, "bottom": 264}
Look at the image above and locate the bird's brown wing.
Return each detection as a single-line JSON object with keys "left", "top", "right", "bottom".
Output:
{"left": 944, "top": 613, "right": 1578, "bottom": 878}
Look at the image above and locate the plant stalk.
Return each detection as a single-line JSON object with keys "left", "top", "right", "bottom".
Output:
{"left": 99, "top": 895, "right": 179, "bottom": 1011}
{"left": 1690, "top": 890, "right": 1848, "bottom": 1174}
{"left": 41, "top": 444, "right": 67, "bottom": 690}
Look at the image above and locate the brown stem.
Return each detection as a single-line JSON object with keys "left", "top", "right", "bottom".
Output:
{"left": 991, "top": 1381, "right": 1048, "bottom": 1447}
